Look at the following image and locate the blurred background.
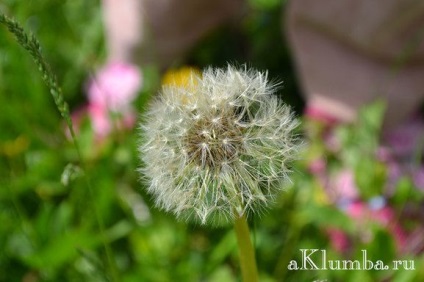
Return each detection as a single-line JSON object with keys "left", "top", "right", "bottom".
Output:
{"left": 1, "top": 0, "right": 424, "bottom": 281}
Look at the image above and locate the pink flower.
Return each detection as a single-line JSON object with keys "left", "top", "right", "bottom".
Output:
{"left": 67, "top": 104, "right": 112, "bottom": 139}
{"left": 69, "top": 103, "right": 136, "bottom": 142}
{"left": 412, "top": 167, "right": 424, "bottom": 190}
{"left": 383, "top": 115, "right": 424, "bottom": 158}
{"left": 87, "top": 103, "right": 112, "bottom": 138}
{"left": 87, "top": 103, "right": 136, "bottom": 139}
{"left": 87, "top": 62, "right": 142, "bottom": 112}
{"left": 374, "top": 206, "right": 407, "bottom": 250}
{"left": 327, "top": 228, "right": 350, "bottom": 252}
{"left": 330, "top": 169, "right": 359, "bottom": 203}
{"left": 376, "top": 146, "right": 393, "bottom": 163}
{"left": 345, "top": 201, "right": 365, "bottom": 219}
{"left": 68, "top": 62, "right": 141, "bottom": 141}
{"left": 85, "top": 62, "right": 141, "bottom": 139}
{"left": 304, "top": 105, "right": 339, "bottom": 126}
{"left": 308, "top": 158, "right": 326, "bottom": 175}
{"left": 345, "top": 201, "right": 407, "bottom": 251}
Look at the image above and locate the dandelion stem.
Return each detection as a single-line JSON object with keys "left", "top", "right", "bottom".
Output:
{"left": 234, "top": 214, "right": 259, "bottom": 282}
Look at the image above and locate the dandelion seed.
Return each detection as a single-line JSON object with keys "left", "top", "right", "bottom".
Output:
{"left": 139, "top": 65, "right": 300, "bottom": 225}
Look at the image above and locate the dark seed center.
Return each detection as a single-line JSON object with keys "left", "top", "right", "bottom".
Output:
{"left": 184, "top": 115, "right": 244, "bottom": 169}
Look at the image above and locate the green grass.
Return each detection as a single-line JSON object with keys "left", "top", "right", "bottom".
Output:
{"left": 1, "top": 1, "right": 423, "bottom": 281}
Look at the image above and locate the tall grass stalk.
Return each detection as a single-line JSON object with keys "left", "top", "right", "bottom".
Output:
{"left": 0, "top": 13, "right": 120, "bottom": 282}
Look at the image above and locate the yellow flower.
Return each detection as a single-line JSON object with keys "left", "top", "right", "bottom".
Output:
{"left": 162, "top": 66, "right": 202, "bottom": 106}
{"left": 162, "top": 66, "right": 201, "bottom": 88}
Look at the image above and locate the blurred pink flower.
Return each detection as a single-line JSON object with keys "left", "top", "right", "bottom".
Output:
{"left": 331, "top": 169, "right": 359, "bottom": 203}
{"left": 386, "top": 159, "right": 402, "bottom": 195}
{"left": 374, "top": 206, "right": 407, "bottom": 250}
{"left": 412, "top": 167, "right": 424, "bottom": 190}
{"left": 69, "top": 103, "right": 136, "bottom": 141}
{"left": 87, "top": 103, "right": 136, "bottom": 138}
{"left": 87, "top": 103, "right": 112, "bottom": 138}
{"left": 68, "top": 104, "right": 112, "bottom": 139}
{"left": 304, "top": 105, "right": 339, "bottom": 125}
{"left": 376, "top": 146, "right": 393, "bottom": 163}
{"left": 308, "top": 158, "right": 326, "bottom": 175}
{"left": 345, "top": 201, "right": 364, "bottom": 219}
{"left": 67, "top": 105, "right": 87, "bottom": 139}
{"left": 68, "top": 62, "right": 141, "bottom": 141}
{"left": 304, "top": 108, "right": 420, "bottom": 254}
{"left": 383, "top": 115, "right": 424, "bottom": 158}
{"left": 327, "top": 228, "right": 350, "bottom": 252}
{"left": 323, "top": 131, "right": 342, "bottom": 153}
{"left": 345, "top": 201, "right": 407, "bottom": 251}
{"left": 87, "top": 62, "right": 142, "bottom": 112}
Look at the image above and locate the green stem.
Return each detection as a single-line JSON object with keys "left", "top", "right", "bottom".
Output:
{"left": 234, "top": 214, "right": 259, "bottom": 282}
{"left": 0, "top": 13, "right": 120, "bottom": 282}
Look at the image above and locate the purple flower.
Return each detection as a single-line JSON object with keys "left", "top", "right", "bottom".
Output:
{"left": 383, "top": 115, "right": 424, "bottom": 159}
{"left": 412, "top": 167, "right": 424, "bottom": 190}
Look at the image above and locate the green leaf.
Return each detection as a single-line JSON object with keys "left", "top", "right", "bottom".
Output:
{"left": 300, "top": 204, "right": 354, "bottom": 233}
{"left": 24, "top": 229, "right": 101, "bottom": 269}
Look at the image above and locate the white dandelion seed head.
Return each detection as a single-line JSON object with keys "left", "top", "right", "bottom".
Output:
{"left": 139, "top": 65, "right": 301, "bottom": 225}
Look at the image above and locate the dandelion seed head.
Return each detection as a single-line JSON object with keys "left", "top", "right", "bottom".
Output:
{"left": 139, "top": 65, "right": 300, "bottom": 225}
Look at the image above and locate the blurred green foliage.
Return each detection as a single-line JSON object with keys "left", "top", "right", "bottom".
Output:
{"left": 1, "top": 1, "right": 423, "bottom": 282}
